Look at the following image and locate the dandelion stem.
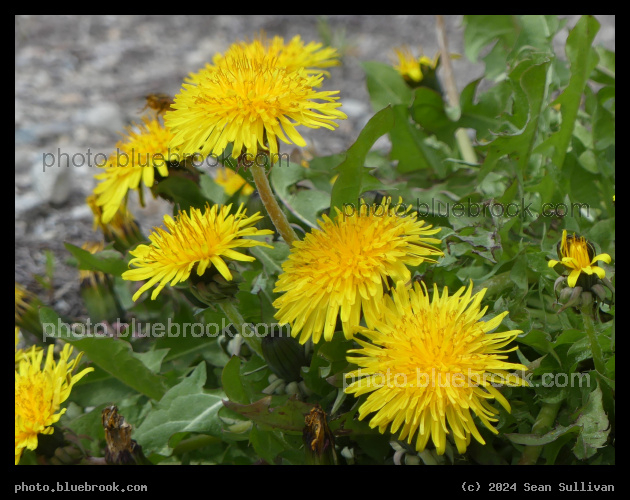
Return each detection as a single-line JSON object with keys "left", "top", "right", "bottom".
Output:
{"left": 251, "top": 160, "right": 299, "bottom": 246}
{"left": 219, "top": 300, "right": 263, "bottom": 359}
{"left": 518, "top": 401, "right": 561, "bottom": 465}
{"left": 581, "top": 303, "right": 615, "bottom": 431}
{"left": 435, "top": 15, "right": 477, "bottom": 165}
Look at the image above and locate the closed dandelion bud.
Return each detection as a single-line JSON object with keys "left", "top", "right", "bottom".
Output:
{"left": 261, "top": 326, "right": 307, "bottom": 382}
{"left": 303, "top": 406, "right": 337, "bottom": 465}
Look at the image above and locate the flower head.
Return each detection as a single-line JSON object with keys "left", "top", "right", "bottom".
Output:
{"left": 93, "top": 117, "right": 175, "bottom": 223}
{"left": 273, "top": 198, "right": 443, "bottom": 344}
{"left": 393, "top": 46, "right": 440, "bottom": 85}
{"left": 122, "top": 203, "right": 273, "bottom": 301}
{"left": 345, "top": 281, "right": 528, "bottom": 455}
{"left": 165, "top": 50, "right": 346, "bottom": 161}
{"left": 15, "top": 343, "right": 93, "bottom": 464}
{"left": 188, "top": 34, "right": 340, "bottom": 85}
{"left": 548, "top": 230, "right": 611, "bottom": 288}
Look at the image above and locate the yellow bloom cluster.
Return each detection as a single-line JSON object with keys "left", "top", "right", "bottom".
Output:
{"left": 15, "top": 343, "right": 93, "bottom": 464}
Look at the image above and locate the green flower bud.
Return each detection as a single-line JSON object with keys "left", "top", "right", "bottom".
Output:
{"left": 261, "top": 326, "right": 307, "bottom": 382}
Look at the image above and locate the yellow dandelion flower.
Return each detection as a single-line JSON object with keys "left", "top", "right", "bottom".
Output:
{"left": 122, "top": 203, "right": 273, "bottom": 301}
{"left": 548, "top": 230, "right": 612, "bottom": 288}
{"left": 188, "top": 33, "right": 340, "bottom": 86}
{"left": 393, "top": 46, "right": 440, "bottom": 84}
{"left": 267, "top": 34, "right": 341, "bottom": 77}
{"left": 15, "top": 343, "right": 93, "bottom": 464}
{"left": 214, "top": 168, "right": 254, "bottom": 196}
{"left": 273, "top": 198, "right": 443, "bottom": 344}
{"left": 345, "top": 281, "right": 528, "bottom": 455}
{"left": 165, "top": 50, "right": 346, "bottom": 161}
{"left": 93, "top": 117, "right": 175, "bottom": 223}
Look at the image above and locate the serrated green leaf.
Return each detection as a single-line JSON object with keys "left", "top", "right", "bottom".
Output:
{"left": 134, "top": 363, "right": 225, "bottom": 455}
{"left": 573, "top": 385, "right": 610, "bottom": 459}
{"left": 535, "top": 16, "right": 600, "bottom": 169}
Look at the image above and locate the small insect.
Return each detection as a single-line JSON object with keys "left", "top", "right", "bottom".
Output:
{"left": 140, "top": 93, "right": 174, "bottom": 115}
{"left": 303, "top": 405, "right": 337, "bottom": 464}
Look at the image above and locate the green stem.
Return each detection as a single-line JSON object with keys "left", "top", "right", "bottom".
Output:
{"left": 581, "top": 305, "right": 615, "bottom": 430}
{"left": 581, "top": 306, "right": 606, "bottom": 376}
{"left": 518, "top": 401, "right": 561, "bottom": 465}
{"left": 219, "top": 300, "right": 263, "bottom": 359}
{"left": 251, "top": 163, "right": 298, "bottom": 245}
{"left": 435, "top": 15, "right": 477, "bottom": 165}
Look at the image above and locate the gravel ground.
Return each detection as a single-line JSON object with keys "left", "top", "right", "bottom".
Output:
{"left": 15, "top": 15, "right": 615, "bottom": 318}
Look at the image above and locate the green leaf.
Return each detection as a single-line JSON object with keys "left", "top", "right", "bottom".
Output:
{"left": 330, "top": 106, "right": 395, "bottom": 211}
{"left": 39, "top": 307, "right": 167, "bottom": 401}
{"left": 249, "top": 426, "right": 290, "bottom": 464}
{"left": 392, "top": 104, "right": 447, "bottom": 175}
{"left": 270, "top": 162, "right": 331, "bottom": 228}
{"left": 478, "top": 58, "right": 551, "bottom": 183}
{"left": 199, "top": 172, "right": 229, "bottom": 205}
{"left": 153, "top": 175, "right": 211, "bottom": 212}
{"left": 64, "top": 242, "right": 128, "bottom": 277}
{"left": 361, "top": 61, "right": 413, "bottom": 112}
{"left": 572, "top": 385, "right": 611, "bottom": 460}
{"left": 222, "top": 356, "right": 249, "bottom": 405}
{"left": 535, "top": 16, "right": 600, "bottom": 169}
{"left": 134, "top": 363, "right": 225, "bottom": 455}
{"left": 463, "top": 15, "right": 519, "bottom": 63}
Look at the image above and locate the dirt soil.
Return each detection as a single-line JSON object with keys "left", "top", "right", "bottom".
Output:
{"left": 15, "top": 15, "right": 614, "bottom": 319}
